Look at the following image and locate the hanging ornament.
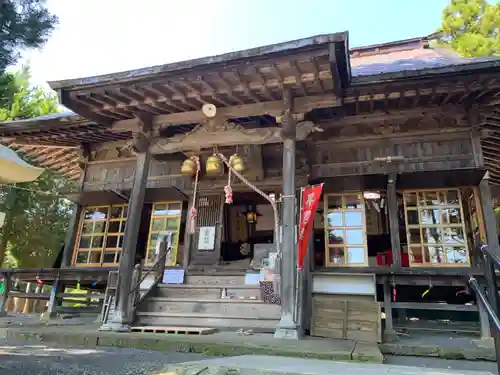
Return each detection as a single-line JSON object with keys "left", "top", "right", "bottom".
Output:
{"left": 229, "top": 153, "right": 246, "bottom": 173}
{"left": 91, "top": 281, "right": 97, "bottom": 287}
{"left": 76, "top": 280, "right": 81, "bottom": 290}
{"left": 35, "top": 276, "right": 43, "bottom": 285}
{"left": 189, "top": 156, "right": 201, "bottom": 234}
{"left": 224, "top": 155, "right": 234, "bottom": 204}
{"left": 181, "top": 157, "right": 197, "bottom": 176}
{"left": 206, "top": 154, "right": 223, "bottom": 176}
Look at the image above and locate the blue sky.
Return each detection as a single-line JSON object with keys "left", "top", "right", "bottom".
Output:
{"left": 18, "top": 0, "right": 450, "bottom": 88}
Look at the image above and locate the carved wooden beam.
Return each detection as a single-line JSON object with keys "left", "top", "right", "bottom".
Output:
{"left": 130, "top": 114, "right": 153, "bottom": 154}
{"left": 111, "top": 94, "right": 341, "bottom": 132}
{"left": 148, "top": 120, "right": 321, "bottom": 155}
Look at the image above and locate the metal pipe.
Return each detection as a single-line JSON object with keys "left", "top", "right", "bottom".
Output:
{"left": 469, "top": 277, "right": 500, "bottom": 331}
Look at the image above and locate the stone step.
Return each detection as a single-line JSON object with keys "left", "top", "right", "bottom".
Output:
{"left": 135, "top": 311, "right": 279, "bottom": 331}
{"left": 156, "top": 284, "right": 261, "bottom": 299}
{"left": 140, "top": 297, "right": 280, "bottom": 318}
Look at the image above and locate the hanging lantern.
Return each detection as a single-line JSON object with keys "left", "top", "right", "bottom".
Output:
{"left": 181, "top": 157, "right": 197, "bottom": 176}
{"left": 230, "top": 154, "right": 246, "bottom": 173}
{"left": 206, "top": 154, "right": 223, "bottom": 176}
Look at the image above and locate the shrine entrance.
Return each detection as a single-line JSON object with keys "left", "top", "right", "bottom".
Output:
{"left": 188, "top": 190, "right": 277, "bottom": 269}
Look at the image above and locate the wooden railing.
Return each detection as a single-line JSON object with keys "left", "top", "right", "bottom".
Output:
{"left": 468, "top": 243, "right": 500, "bottom": 375}
{"left": 130, "top": 237, "right": 169, "bottom": 309}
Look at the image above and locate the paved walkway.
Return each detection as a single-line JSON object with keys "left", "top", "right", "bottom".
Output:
{"left": 167, "top": 355, "right": 496, "bottom": 375}
{"left": 0, "top": 314, "right": 383, "bottom": 363}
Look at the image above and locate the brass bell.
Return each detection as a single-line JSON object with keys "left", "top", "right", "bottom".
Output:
{"left": 230, "top": 154, "right": 246, "bottom": 173}
{"left": 181, "top": 157, "right": 197, "bottom": 176}
{"left": 206, "top": 154, "right": 223, "bottom": 176}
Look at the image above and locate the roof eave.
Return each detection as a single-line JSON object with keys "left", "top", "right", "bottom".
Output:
{"left": 351, "top": 59, "right": 500, "bottom": 86}
{"left": 48, "top": 32, "right": 349, "bottom": 92}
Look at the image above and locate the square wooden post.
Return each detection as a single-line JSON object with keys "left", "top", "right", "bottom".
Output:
{"left": 108, "top": 128, "right": 151, "bottom": 331}
{"left": 274, "top": 89, "right": 300, "bottom": 339}
{"left": 387, "top": 172, "right": 401, "bottom": 267}
{"left": 479, "top": 172, "right": 500, "bottom": 256}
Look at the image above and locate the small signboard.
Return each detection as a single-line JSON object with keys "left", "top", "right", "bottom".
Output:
{"left": 244, "top": 273, "right": 261, "bottom": 285}
{"left": 198, "top": 226, "right": 216, "bottom": 250}
{"left": 162, "top": 268, "right": 185, "bottom": 284}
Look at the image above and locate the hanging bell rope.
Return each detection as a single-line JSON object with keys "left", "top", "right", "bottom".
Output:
{"left": 224, "top": 155, "right": 234, "bottom": 204}
{"left": 216, "top": 152, "right": 281, "bottom": 258}
{"left": 189, "top": 156, "right": 201, "bottom": 234}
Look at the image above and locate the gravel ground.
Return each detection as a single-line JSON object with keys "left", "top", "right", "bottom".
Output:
{"left": 0, "top": 341, "right": 209, "bottom": 375}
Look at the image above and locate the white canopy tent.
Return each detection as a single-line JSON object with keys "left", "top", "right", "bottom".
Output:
{"left": 0, "top": 145, "right": 44, "bottom": 184}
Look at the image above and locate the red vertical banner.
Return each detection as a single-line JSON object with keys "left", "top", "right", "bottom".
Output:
{"left": 297, "top": 183, "right": 323, "bottom": 270}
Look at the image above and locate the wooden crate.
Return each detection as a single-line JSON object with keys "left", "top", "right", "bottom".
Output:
{"left": 311, "top": 293, "right": 381, "bottom": 343}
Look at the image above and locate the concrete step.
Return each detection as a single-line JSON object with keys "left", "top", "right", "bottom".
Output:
{"left": 140, "top": 297, "right": 280, "bottom": 318}
{"left": 185, "top": 274, "right": 248, "bottom": 286}
{"left": 135, "top": 311, "right": 279, "bottom": 331}
{"left": 156, "top": 284, "right": 261, "bottom": 299}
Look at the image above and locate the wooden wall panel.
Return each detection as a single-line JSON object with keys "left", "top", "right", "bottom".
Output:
{"left": 311, "top": 134, "right": 475, "bottom": 179}
{"left": 83, "top": 158, "right": 192, "bottom": 192}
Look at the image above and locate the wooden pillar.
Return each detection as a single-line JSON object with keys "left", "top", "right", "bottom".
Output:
{"left": 109, "top": 127, "right": 151, "bottom": 331}
{"left": 156, "top": 236, "right": 168, "bottom": 282}
{"left": 61, "top": 148, "right": 88, "bottom": 268}
{"left": 0, "top": 273, "right": 10, "bottom": 317}
{"left": 387, "top": 172, "right": 401, "bottom": 267}
{"left": 274, "top": 89, "right": 300, "bottom": 339}
{"left": 383, "top": 277, "right": 397, "bottom": 341}
{"left": 479, "top": 172, "right": 500, "bottom": 257}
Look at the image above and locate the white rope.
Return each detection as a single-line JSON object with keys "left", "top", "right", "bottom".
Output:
{"left": 188, "top": 156, "right": 200, "bottom": 234}
{"left": 224, "top": 155, "right": 234, "bottom": 204}
{"left": 217, "top": 152, "right": 281, "bottom": 259}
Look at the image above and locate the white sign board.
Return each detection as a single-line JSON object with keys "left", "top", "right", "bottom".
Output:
{"left": 198, "top": 226, "right": 216, "bottom": 250}
{"left": 162, "top": 268, "right": 185, "bottom": 284}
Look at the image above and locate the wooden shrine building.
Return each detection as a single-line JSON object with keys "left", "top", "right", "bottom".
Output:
{"left": 1, "top": 32, "right": 500, "bottom": 341}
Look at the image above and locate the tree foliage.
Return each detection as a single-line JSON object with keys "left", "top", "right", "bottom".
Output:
{"left": 0, "top": 67, "right": 74, "bottom": 267}
{"left": 0, "top": 66, "right": 58, "bottom": 120}
{"left": 438, "top": 0, "right": 500, "bottom": 57}
{"left": 0, "top": 0, "right": 58, "bottom": 73}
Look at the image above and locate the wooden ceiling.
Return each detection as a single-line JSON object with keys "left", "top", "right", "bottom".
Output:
{"left": 50, "top": 33, "right": 350, "bottom": 127}
{"left": 1, "top": 34, "right": 500, "bottom": 186}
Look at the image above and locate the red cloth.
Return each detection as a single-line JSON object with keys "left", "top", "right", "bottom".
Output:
{"left": 298, "top": 184, "right": 323, "bottom": 270}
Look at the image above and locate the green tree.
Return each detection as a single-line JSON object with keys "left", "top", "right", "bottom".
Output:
{"left": 438, "top": 0, "right": 500, "bottom": 57}
{"left": 0, "top": 67, "right": 73, "bottom": 267}
{"left": 0, "top": 0, "right": 58, "bottom": 73}
{"left": 0, "top": 66, "right": 58, "bottom": 120}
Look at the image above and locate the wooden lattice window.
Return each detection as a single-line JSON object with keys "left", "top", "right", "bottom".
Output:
{"left": 73, "top": 204, "right": 128, "bottom": 266}
{"left": 145, "top": 201, "right": 183, "bottom": 267}
{"left": 403, "top": 189, "right": 470, "bottom": 267}
{"left": 324, "top": 193, "right": 368, "bottom": 267}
